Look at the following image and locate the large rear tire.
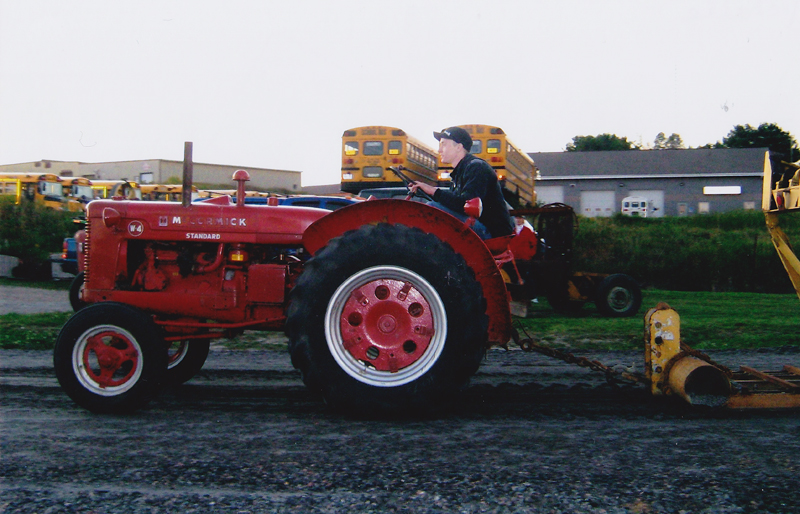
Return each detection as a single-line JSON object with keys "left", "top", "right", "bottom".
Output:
{"left": 286, "top": 223, "right": 488, "bottom": 414}
{"left": 53, "top": 302, "right": 167, "bottom": 413}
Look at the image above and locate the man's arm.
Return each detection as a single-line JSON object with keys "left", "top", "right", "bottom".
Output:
{"left": 434, "top": 162, "right": 490, "bottom": 214}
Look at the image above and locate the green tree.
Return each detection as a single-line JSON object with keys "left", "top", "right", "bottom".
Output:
{"left": 721, "top": 123, "right": 799, "bottom": 162}
{"left": 0, "top": 198, "right": 75, "bottom": 279}
{"left": 653, "top": 132, "right": 667, "bottom": 149}
{"left": 566, "top": 134, "right": 639, "bottom": 152}
{"left": 665, "top": 133, "right": 684, "bottom": 149}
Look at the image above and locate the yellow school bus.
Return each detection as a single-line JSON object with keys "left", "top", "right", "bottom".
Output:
{"left": 141, "top": 184, "right": 199, "bottom": 202}
{"left": 61, "top": 176, "right": 94, "bottom": 212}
{"left": 91, "top": 180, "right": 142, "bottom": 200}
{"left": 0, "top": 172, "right": 65, "bottom": 209}
{"left": 437, "top": 124, "right": 538, "bottom": 208}
{"left": 340, "top": 126, "right": 439, "bottom": 194}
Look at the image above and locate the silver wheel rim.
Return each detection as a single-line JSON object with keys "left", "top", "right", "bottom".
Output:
{"left": 325, "top": 265, "right": 447, "bottom": 387}
{"left": 607, "top": 286, "right": 632, "bottom": 311}
{"left": 168, "top": 342, "right": 190, "bottom": 370}
{"left": 71, "top": 325, "right": 144, "bottom": 396}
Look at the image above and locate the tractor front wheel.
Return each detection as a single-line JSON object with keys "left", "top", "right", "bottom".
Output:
{"left": 53, "top": 302, "right": 167, "bottom": 413}
{"left": 69, "top": 272, "right": 87, "bottom": 311}
{"left": 166, "top": 339, "right": 211, "bottom": 385}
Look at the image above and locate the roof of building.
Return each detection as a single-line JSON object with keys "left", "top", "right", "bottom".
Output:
{"left": 528, "top": 147, "right": 769, "bottom": 180}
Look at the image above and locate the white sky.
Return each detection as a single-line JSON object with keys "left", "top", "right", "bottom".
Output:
{"left": 1, "top": 0, "right": 798, "bottom": 186}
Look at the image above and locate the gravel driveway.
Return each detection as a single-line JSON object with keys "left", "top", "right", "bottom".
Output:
{"left": 3, "top": 345, "right": 800, "bottom": 513}
{"left": 0, "top": 285, "right": 72, "bottom": 315}
{"left": 3, "top": 284, "right": 800, "bottom": 512}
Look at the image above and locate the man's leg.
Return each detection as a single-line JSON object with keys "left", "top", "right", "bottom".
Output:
{"left": 427, "top": 201, "right": 492, "bottom": 240}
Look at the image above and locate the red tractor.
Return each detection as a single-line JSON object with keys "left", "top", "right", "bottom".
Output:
{"left": 54, "top": 170, "right": 513, "bottom": 413}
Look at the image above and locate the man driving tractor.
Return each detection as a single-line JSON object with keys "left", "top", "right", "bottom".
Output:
{"left": 409, "top": 126, "right": 514, "bottom": 240}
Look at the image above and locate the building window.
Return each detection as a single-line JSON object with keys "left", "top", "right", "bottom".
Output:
{"left": 698, "top": 202, "right": 710, "bottom": 214}
{"left": 703, "top": 186, "right": 741, "bottom": 195}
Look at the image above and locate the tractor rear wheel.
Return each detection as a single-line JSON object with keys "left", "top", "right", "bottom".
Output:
{"left": 53, "top": 302, "right": 167, "bottom": 413}
{"left": 286, "top": 223, "right": 487, "bottom": 414}
{"left": 595, "top": 273, "right": 642, "bottom": 317}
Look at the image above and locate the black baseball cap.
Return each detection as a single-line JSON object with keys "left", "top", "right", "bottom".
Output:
{"left": 433, "top": 127, "right": 472, "bottom": 151}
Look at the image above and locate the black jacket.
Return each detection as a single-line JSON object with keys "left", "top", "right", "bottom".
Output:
{"left": 433, "top": 154, "right": 514, "bottom": 238}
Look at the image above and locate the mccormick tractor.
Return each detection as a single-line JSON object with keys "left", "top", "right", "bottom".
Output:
{"left": 54, "top": 159, "right": 640, "bottom": 414}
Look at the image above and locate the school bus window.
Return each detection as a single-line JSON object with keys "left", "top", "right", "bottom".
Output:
{"left": 363, "top": 166, "right": 384, "bottom": 178}
{"left": 364, "top": 141, "right": 383, "bottom": 156}
{"left": 40, "top": 181, "right": 63, "bottom": 197}
{"left": 344, "top": 141, "right": 359, "bottom": 156}
{"left": 388, "top": 141, "right": 402, "bottom": 155}
{"left": 487, "top": 139, "right": 501, "bottom": 154}
{"left": 470, "top": 141, "right": 482, "bottom": 154}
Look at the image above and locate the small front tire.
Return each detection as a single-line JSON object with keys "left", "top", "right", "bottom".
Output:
{"left": 54, "top": 302, "right": 167, "bottom": 413}
{"left": 69, "top": 272, "right": 87, "bottom": 311}
{"left": 165, "top": 339, "right": 211, "bottom": 385}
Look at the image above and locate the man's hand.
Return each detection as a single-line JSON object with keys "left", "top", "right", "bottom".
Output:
{"left": 409, "top": 181, "right": 437, "bottom": 197}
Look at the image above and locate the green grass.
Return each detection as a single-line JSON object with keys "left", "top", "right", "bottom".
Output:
{"left": 3, "top": 289, "right": 799, "bottom": 352}
{"left": 515, "top": 289, "right": 800, "bottom": 351}
{"left": 0, "top": 312, "right": 73, "bottom": 350}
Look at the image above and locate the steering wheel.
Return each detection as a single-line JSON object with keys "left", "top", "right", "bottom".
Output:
{"left": 389, "top": 166, "right": 434, "bottom": 202}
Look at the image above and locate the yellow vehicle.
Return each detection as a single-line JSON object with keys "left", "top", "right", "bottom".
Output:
{"left": 763, "top": 154, "right": 800, "bottom": 299}
{"left": 91, "top": 180, "right": 142, "bottom": 200}
{"left": 141, "top": 184, "right": 199, "bottom": 202}
{"left": 340, "top": 126, "right": 439, "bottom": 194}
{"left": 437, "top": 125, "right": 538, "bottom": 208}
{"left": 0, "top": 172, "right": 65, "bottom": 209}
{"left": 61, "top": 177, "right": 94, "bottom": 212}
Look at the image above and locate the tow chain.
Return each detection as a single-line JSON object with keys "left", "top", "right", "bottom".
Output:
{"left": 512, "top": 325, "right": 648, "bottom": 386}
{"left": 511, "top": 326, "right": 734, "bottom": 388}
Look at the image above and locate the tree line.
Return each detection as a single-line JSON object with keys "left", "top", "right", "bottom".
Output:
{"left": 566, "top": 123, "right": 799, "bottom": 165}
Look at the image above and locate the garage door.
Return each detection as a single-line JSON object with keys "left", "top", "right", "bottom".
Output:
{"left": 628, "top": 189, "right": 665, "bottom": 218}
{"left": 580, "top": 190, "right": 615, "bottom": 217}
{"left": 535, "top": 185, "right": 564, "bottom": 205}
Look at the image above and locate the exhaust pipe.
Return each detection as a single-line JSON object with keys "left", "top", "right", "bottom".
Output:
{"left": 182, "top": 141, "right": 193, "bottom": 208}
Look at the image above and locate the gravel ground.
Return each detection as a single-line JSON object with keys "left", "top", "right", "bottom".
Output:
{"left": 0, "top": 285, "right": 72, "bottom": 315}
{"left": 2, "top": 345, "right": 800, "bottom": 513}
{"left": 2, "top": 285, "right": 800, "bottom": 513}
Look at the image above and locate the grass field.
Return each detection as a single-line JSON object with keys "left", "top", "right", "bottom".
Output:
{"left": 515, "top": 289, "right": 800, "bottom": 350}
{"left": 2, "top": 288, "right": 799, "bottom": 352}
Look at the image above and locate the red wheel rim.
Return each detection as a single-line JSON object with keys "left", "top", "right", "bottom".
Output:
{"left": 339, "top": 278, "right": 435, "bottom": 372}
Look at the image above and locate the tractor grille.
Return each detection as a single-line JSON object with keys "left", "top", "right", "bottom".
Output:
{"left": 83, "top": 222, "right": 91, "bottom": 287}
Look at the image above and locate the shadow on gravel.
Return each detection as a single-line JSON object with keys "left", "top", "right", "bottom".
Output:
{"left": 148, "top": 378, "right": 800, "bottom": 423}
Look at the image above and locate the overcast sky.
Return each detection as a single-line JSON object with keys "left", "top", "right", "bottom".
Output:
{"left": 1, "top": 1, "right": 798, "bottom": 186}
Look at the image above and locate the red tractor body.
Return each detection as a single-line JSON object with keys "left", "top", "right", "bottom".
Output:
{"left": 82, "top": 195, "right": 327, "bottom": 327}
{"left": 55, "top": 171, "right": 513, "bottom": 414}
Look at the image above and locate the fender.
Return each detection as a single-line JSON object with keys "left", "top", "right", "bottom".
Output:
{"left": 303, "top": 199, "right": 512, "bottom": 346}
